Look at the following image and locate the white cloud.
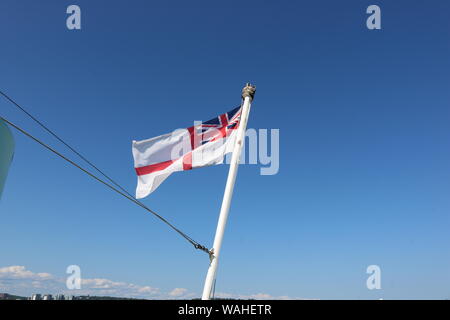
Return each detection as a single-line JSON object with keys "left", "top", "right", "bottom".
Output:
{"left": 138, "top": 286, "right": 156, "bottom": 294}
{"left": 0, "top": 266, "right": 52, "bottom": 280}
{"left": 214, "top": 292, "right": 311, "bottom": 300}
{"left": 0, "top": 265, "right": 164, "bottom": 299}
{"left": 78, "top": 278, "right": 160, "bottom": 297}
{"left": 169, "top": 288, "right": 188, "bottom": 297}
{"left": 0, "top": 265, "right": 306, "bottom": 300}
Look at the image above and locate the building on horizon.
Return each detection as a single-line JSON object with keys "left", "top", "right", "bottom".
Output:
{"left": 31, "top": 294, "right": 42, "bottom": 300}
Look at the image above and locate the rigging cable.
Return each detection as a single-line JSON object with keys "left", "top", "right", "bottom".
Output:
{"left": 0, "top": 93, "right": 210, "bottom": 255}
{"left": 0, "top": 90, "right": 135, "bottom": 199}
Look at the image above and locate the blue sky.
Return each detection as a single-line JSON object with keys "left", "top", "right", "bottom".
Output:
{"left": 0, "top": 0, "right": 449, "bottom": 299}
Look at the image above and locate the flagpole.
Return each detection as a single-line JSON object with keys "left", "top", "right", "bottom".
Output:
{"left": 201, "top": 83, "right": 256, "bottom": 300}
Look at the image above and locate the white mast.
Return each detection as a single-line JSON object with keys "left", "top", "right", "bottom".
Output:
{"left": 201, "top": 83, "right": 256, "bottom": 300}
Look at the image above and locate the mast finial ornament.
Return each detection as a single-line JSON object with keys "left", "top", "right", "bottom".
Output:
{"left": 241, "top": 83, "right": 256, "bottom": 102}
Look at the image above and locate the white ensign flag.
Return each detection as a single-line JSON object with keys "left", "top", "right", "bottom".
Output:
{"left": 132, "top": 106, "right": 241, "bottom": 199}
